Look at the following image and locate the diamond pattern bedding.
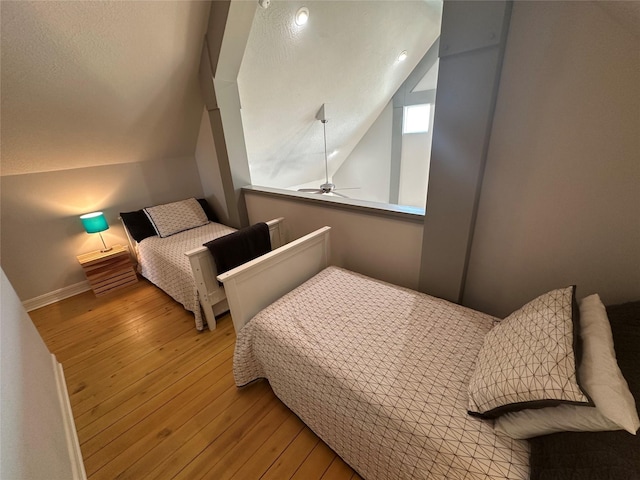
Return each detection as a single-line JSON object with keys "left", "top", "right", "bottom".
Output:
{"left": 137, "top": 222, "right": 235, "bottom": 330}
{"left": 234, "top": 266, "right": 529, "bottom": 479}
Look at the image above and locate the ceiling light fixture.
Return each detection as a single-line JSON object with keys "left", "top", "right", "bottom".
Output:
{"left": 295, "top": 7, "right": 309, "bottom": 26}
{"left": 398, "top": 50, "right": 408, "bottom": 62}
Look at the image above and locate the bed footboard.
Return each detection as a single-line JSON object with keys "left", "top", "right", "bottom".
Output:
{"left": 185, "top": 217, "right": 285, "bottom": 330}
{"left": 217, "top": 226, "right": 331, "bottom": 334}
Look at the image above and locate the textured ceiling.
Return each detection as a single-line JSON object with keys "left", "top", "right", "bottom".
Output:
{"left": 238, "top": 0, "right": 442, "bottom": 189}
{"left": 0, "top": 1, "right": 210, "bottom": 176}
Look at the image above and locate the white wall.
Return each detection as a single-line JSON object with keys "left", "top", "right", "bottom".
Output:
{"left": 1, "top": 157, "right": 204, "bottom": 301}
{"left": 333, "top": 102, "right": 393, "bottom": 204}
{"left": 398, "top": 104, "right": 435, "bottom": 209}
{"left": 244, "top": 190, "right": 424, "bottom": 290}
{"left": 463, "top": 1, "right": 640, "bottom": 317}
{"left": 1, "top": 270, "right": 84, "bottom": 480}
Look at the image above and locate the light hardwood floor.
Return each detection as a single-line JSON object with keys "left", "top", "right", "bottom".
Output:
{"left": 30, "top": 278, "right": 362, "bottom": 480}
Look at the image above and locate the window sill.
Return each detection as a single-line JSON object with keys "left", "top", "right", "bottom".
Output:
{"left": 242, "top": 185, "right": 425, "bottom": 223}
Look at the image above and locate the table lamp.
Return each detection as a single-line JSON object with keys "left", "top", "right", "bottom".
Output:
{"left": 80, "top": 211, "right": 112, "bottom": 252}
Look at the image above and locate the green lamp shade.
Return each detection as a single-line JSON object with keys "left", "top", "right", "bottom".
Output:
{"left": 80, "top": 212, "right": 109, "bottom": 234}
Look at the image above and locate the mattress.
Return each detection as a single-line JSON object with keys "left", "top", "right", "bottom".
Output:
{"left": 234, "top": 266, "right": 529, "bottom": 480}
{"left": 137, "top": 222, "right": 236, "bottom": 330}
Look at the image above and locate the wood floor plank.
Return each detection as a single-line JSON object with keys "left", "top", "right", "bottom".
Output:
{"left": 31, "top": 279, "right": 358, "bottom": 480}
{"left": 68, "top": 320, "right": 221, "bottom": 416}
{"left": 61, "top": 298, "right": 193, "bottom": 372}
{"left": 322, "top": 456, "right": 357, "bottom": 479}
{"left": 183, "top": 398, "right": 294, "bottom": 480}
{"left": 30, "top": 283, "right": 151, "bottom": 334}
{"left": 35, "top": 282, "right": 162, "bottom": 347}
{"left": 173, "top": 386, "right": 284, "bottom": 480}
{"left": 63, "top": 312, "right": 194, "bottom": 379}
{"left": 135, "top": 382, "right": 274, "bottom": 480}
{"left": 85, "top": 369, "right": 236, "bottom": 477}
{"left": 55, "top": 300, "right": 189, "bottom": 363}
{"left": 229, "top": 414, "right": 306, "bottom": 480}
{"left": 291, "top": 442, "right": 338, "bottom": 480}
{"left": 76, "top": 344, "right": 233, "bottom": 441}
{"left": 80, "top": 349, "right": 235, "bottom": 463}
{"left": 144, "top": 382, "right": 275, "bottom": 480}
{"left": 261, "top": 427, "right": 321, "bottom": 480}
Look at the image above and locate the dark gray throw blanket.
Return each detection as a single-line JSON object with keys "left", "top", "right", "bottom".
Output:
{"left": 204, "top": 222, "right": 271, "bottom": 276}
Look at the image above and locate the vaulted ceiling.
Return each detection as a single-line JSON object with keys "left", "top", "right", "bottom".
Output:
{"left": 1, "top": 1, "right": 209, "bottom": 176}
{"left": 2, "top": 0, "right": 636, "bottom": 184}
{"left": 1, "top": 0, "right": 441, "bottom": 187}
{"left": 238, "top": 0, "right": 442, "bottom": 189}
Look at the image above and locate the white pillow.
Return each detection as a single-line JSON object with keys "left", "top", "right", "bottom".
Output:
{"left": 144, "top": 198, "right": 209, "bottom": 238}
{"left": 494, "top": 294, "right": 640, "bottom": 439}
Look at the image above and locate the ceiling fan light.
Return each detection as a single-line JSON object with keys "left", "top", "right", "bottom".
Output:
{"left": 295, "top": 7, "right": 309, "bottom": 26}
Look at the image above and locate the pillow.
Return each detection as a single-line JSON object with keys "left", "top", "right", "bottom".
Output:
{"left": 120, "top": 210, "right": 157, "bottom": 242}
{"left": 197, "top": 198, "right": 219, "bottom": 223}
{"left": 494, "top": 294, "right": 639, "bottom": 438}
{"left": 144, "top": 198, "right": 209, "bottom": 238}
{"left": 528, "top": 300, "right": 640, "bottom": 479}
{"left": 467, "top": 286, "right": 593, "bottom": 419}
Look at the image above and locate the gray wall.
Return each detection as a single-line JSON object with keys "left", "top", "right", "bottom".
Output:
{"left": 244, "top": 190, "right": 424, "bottom": 290}
{"left": 242, "top": 1, "right": 639, "bottom": 319}
{"left": 1, "top": 269, "right": 81, "bottom": 479}
{"left": 419, "top": 0, "right": 512, "bottom": 303}
{"left": 1, "top": 157, "right": 204, "bottom": 301}
{"left": 463, "top": 1, "right": 640, "bottom": 316}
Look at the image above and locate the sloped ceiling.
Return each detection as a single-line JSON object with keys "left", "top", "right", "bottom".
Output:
{"left": 0, "top": 1, "right": 210, "bottom": 176}
{"left": 238, "top": 0, "right": 442, "bottom": 189}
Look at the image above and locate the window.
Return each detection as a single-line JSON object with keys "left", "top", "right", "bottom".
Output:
{"left": 402, "top": 104, "right": 431, "bottom": 134}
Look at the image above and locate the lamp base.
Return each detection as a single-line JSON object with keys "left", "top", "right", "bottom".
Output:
{"left": 98, "top": 232, "right": 111, "bottom": 253}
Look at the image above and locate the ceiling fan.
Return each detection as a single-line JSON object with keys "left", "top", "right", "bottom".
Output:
{"left": 298, "top": 105, "right": 359, "bottom": 198}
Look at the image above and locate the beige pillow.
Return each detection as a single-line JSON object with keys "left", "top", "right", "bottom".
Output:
{"left": 468, "top": 286, "right": 592, "bottom": 419}
{"left": 144, "top": 198, "right": 209, "bottom": 238}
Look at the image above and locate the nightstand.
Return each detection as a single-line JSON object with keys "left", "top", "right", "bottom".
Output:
{"left": 76, "top": 244, "right": 138, "bottom": 296}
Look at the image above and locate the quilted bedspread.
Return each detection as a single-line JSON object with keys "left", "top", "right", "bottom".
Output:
{"left": 137, "top": 222, "right": 236, "bottom": 330}
{"left": 234, "top": 266, "right": 529, "bottom": 480}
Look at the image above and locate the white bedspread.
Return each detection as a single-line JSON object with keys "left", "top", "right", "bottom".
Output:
{"left": 234, "top": 267, "right": 529, "bottom": 480}
{"left": 137, "top": 222, "right": 235, "bottom": 330}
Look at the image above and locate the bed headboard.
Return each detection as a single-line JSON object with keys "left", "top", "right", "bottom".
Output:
{"left": 217, "top": 226, "right": 331, "bottom": 333}
{"left": 118, "top": 216, "right": 139, "bottom": 264}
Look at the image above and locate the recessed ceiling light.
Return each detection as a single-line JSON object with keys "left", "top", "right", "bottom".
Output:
{"left": 295, "top": 7, "right": 309, "bottom": 26}
{"left": 398, "top": 50, "right": 408, "bottom": 62}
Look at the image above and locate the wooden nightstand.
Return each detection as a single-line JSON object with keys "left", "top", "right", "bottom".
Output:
{"left": 76, "top": 244, "right": 138, "bottom": 296}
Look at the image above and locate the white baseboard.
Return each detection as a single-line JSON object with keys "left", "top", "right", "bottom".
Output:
{"left": 52, "top": 355, "right": 87, "bottom": 480}
{"left": 23, "top": 281, "right": 91, "bottom": 312}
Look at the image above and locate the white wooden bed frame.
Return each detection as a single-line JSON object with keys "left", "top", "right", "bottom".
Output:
{"left": 184, "top": 218, "right": 286, "bottom": 330}
{"left": 217, "top": 226, "right": 331, "bottom": 333}
{"left": 121, "top": 216, "right": 285, "bottom": 331}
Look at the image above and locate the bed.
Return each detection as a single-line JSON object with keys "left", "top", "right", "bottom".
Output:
{"left": 120, "top": 197, "right": 284, "bottom": 331}
{"left": 218, "top": 227, "right": 640, "bottom": 480}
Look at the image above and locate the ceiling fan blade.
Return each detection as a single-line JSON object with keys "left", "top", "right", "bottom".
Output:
{"left": 298, "top": 189, "right": 323, "bottom": 193}
{"left": 332, "top": 192, "right": 350, "bottom": 198}
{"left": 333, "top": 187, "right": 360, "bottom": 191}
